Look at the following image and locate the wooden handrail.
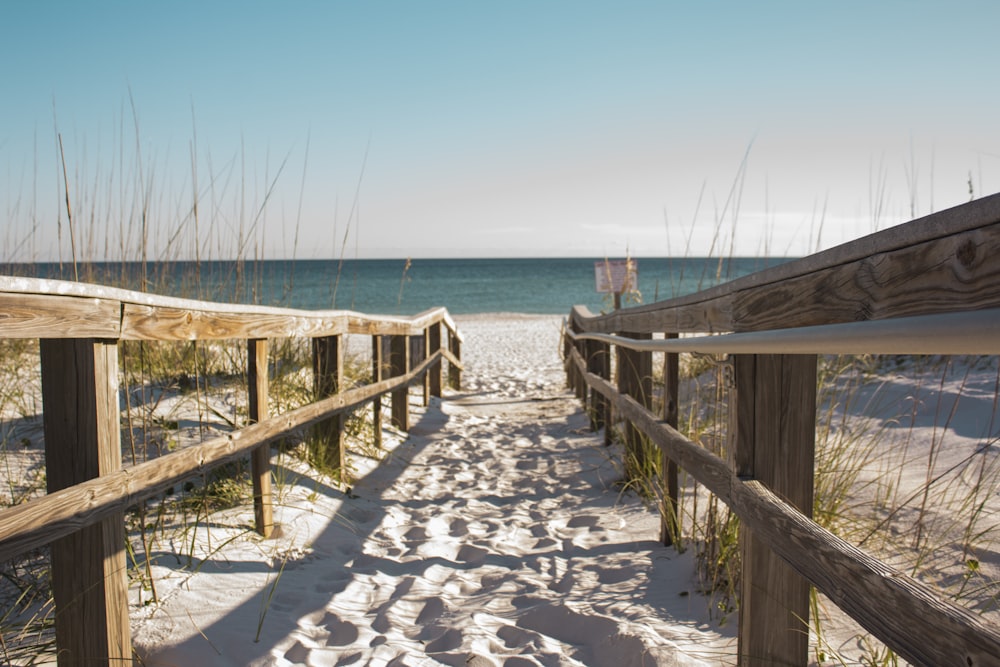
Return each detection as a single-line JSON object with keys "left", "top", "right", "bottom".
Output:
{"left": 565, "top": 307, "right": 1000, "bottom": 355}
{"left": 0, "top": 280, "right": 464, "bottom": 665}
{"left": 0, "top": 276, "right": 464, "bottom": 341}
{"left": 0, "top": 349, "right": 444, "bottom": 563}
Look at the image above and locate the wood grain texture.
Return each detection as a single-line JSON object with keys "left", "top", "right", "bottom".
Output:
{"left": 390, "top": 335, "right": 410, "bottom": 431}
{"left": 40, "top": 339, "right": 130, "bottom": 666}
{"left": 734, "top": 480, "right": 1000, "bottom": 667}
{"left": 733, "top": 355, "right": 817, "bottom": 667}
{"left": 448, "top": 332, "right": 462, "bottom": 390}
{"left": 248, "top": 338, "right": 273, "bottom": 538}
{"left": 120, "top": 303, "right": 455, "bottom": 341}
{"left": 732, "top": 222, "right": 1000, "bottom": 331}
{"left": 372, "top": 335, "right": 384, "bottom": 450}
{"left": 584, "top": 338, "right": 609, "bottom": 432}
{"left": 428, "top": 322, "right": 442, "bottom": 399}
{"left": 660, "top": 334, "right": 680, "bottom": 547}
{"left": 311, "top": 335, "right": 344, "bottom": 474}
{"left": 0, "top": 293, "right": 120, "bottom": 339}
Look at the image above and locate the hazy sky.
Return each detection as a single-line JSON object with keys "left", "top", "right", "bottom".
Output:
{"left": 2, "top": 1, "right": 998, "bottom": 261}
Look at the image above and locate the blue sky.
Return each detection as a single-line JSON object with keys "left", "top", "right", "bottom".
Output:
{"left": 2, "top": 1, "right": 998, "bottom": 260}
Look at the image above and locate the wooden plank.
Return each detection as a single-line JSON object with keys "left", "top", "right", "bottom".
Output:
{"left": 732, "top": 221, "right": 1000, "bottom": 331}
{"left": 732, "top": 354, "right": 816, "bottom": 667}
{"left": 390, "top": 335, "right": 410, "bottom": 431}
{"left": 660, "top": 334, "right": 680, "bottom": 547}
{"left": 121, "top": 303, "right": 455, "bottom": 341}
{"left": 0, "top": 276, "right": 458, "bottom": 337}
{"left": 372, "top": 335, "right": 384, "bottom": 450}
{"left": 448, "top": 331, "right": 462, "bottom": 390}
{"left": 0, "top": 351, "right": 444, "bottom": 562}
{"left": 428, "top": 322, "right": 442, "bottom": 399}
{"left": 733, "top": 480, "right": 1000, "bottom": 667}
{"left": 584, "top": 338, "right": 609, "bottom": 432}
{"left": 40, "top": 338, "right": 130, "bottom": 666}
{"left": 0, "top": 293, "right": 120, "bottom": 339}
{"left": 248, "top": 338, "right": 273, "bottom": 538}
{"left": 311, "top": 335, "right": 343, "bottom": 476}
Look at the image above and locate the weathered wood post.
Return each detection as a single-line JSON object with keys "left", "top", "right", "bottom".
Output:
{"left": 428, "top": 321, "right": 442, "bottom": 399}
{"left": 731, "top": 354, "right": 817, "bottom": 667}
{"left": 311, "top": 335, "right": 344, "bottom": 475}
{"left": 372, "top": 335, "right": 384, "bottom": 449}
{"left": 447, "top": 328, "right": 461, "bottom": 391}
{"left": 248, "top": 338, "right": 273, "bottom": 537}
{"left": 584, "top": 338, "right": 609, "bottom": 433}
{"left": 417, "top": 330, "right": 431, "bottom": 406}
{"left": 40, "top": 338, "right": 131, "bottom": 666}
{"left": 574, "top": 332, "right": 587, "bottom": 402}
{"left": 660, "top": 333, "right": 680, "bottom": 547}
{"left": 390, "top": 334, "right": 410, "bottom": 430}
{"left": 616, "top": 332, "right": 653, "bottom": 480}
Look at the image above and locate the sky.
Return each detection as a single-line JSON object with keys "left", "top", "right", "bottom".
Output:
{"left": 1, "top": 1, "right": 998, "bottom": 261}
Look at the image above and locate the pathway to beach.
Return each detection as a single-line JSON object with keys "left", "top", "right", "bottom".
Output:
{"left": 131, "top": 316, "right": 734, "bottom": 666}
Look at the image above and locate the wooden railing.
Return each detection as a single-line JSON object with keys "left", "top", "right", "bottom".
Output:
{"left": 0, "top": 278, "right": 463, "bottom": 666}
{"left": 563, "top": 192, "right": 1000, "bottom": 667}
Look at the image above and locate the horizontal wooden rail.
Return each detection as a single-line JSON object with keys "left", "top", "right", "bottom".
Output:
{"left": 567, "top": 346, "right": 1000, "bottom": 667}
{"left": 0, "top": 276, "right": 464, "bottom": 342}
{"left": 0, "top": 350, "right": 443, "bottom": 563}
{"left": 566, "top": 307, "right": 1000, "bottom": 355}
{"left": 571, "top": 192, "right": 1000, "bottom": 334}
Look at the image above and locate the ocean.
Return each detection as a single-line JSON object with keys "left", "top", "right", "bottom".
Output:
{"left": 4, "top": 257, "right": 790, "bottom": 316}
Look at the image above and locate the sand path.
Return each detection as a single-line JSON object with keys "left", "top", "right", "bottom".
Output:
{"left": 132, "top": 317, "right": 733, "bottom": 666}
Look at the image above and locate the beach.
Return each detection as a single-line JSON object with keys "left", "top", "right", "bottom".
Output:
{"left": 128, "top": 314, "right": 737, "bottom": 666}
{"left": 0, "top": 311, "right": 994, "bottom": 665}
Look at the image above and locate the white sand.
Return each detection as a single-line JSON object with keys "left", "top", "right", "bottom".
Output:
{"left": 130, "top": 315, "right": 735, "bottom": 666}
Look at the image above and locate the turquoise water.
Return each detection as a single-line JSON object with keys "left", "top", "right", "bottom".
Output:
{"left": 6, "top": 257, "right": 790, "bottom": 315}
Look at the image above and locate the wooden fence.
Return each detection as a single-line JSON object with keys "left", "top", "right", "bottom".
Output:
{"left": 0, "top": 278, "right": 463, "bottom": 666}
{"left": 562, "top": 192, "right": 1000, "bottom": 666}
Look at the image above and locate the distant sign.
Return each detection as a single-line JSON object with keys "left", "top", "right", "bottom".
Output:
{"left": 594, "top": 259, "right": 638, "bottom": 294}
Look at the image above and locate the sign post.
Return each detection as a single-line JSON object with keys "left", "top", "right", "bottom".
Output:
{"left": 594, "top": 258, "right": 638, "bottom": 310}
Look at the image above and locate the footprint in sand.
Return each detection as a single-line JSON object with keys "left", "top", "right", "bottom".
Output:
{"left": 497, "top": 624, "right": 534, "bottom": 649}
{"left": 449, "top": 517, "right": 469, "bottom": 536}
{"left": 283, "top": 640, "right": 309, "bottom": 663}
{"left": 321, "top": 612, "right": 359, "bottom": 646}
{"left": 565, "top": 515, "right": 599, "bottom": 529}
{"left": 457, "top": 543, "right": 489, "bottom": 564}
{"left": 415, "top": 596, "right": 444, "bottom": 624}
{"left": 424, "top": 627, "right": 463, "bottom": 653}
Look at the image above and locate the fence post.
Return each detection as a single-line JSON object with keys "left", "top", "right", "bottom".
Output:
{"left": 660, "top": 333, "right": 680, "bottom": 547}
{"left": 40, "top": 338, "right": 130, "bottom": 666}
{"left": 574, "top": 333, "right": 587, "bottom": 401}
{"left": 248, "top": 338, "right": 273, "bottom": 538}
{"left": 372, "top": 335, "right": 384, "bottom": 449}
{"left": 584, "top": 338, "right": 609, "bottom": 433}
{"left": 311, "top": 335, "right": 344, "bottom": 475}
{"left": 390, "top": 334, "right": 410, "bottom": 430}
{"left": 428, "top": 321, "right": 442, "bottom": 399}
{"left": 617, "top": 332, "right": 653, "bottom": 480}
{"left": 732, "top": 354, "right": 817, "bottom": 667}
{"left": 448, "top": 329, "right": 461, "bottom": 390}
